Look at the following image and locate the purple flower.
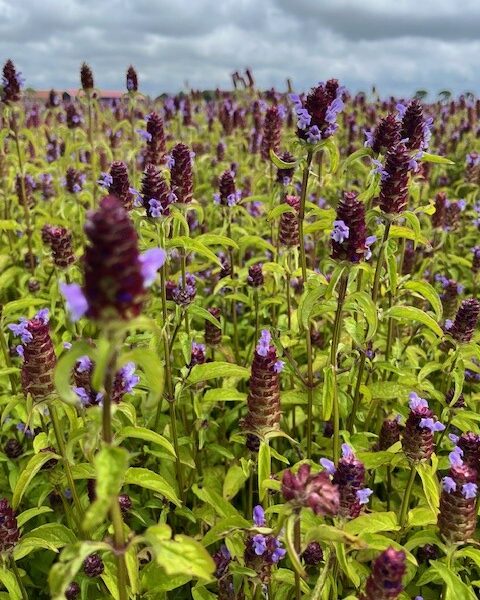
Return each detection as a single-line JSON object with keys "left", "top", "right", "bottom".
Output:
{"left": 73, "top": 386, "right": 93, "bottom": 407}
{"left": 118, "top": 362, "right": 139, "bottom": 393}
{"left": 331, "top": 220, "right": 349, "bottom": 243}
{"left": 77, "top": 355, "right": 93, "bottom": 373}
{"left": 139, "top": 248, "right": 166, "bottom": 287}
{"left": 320, "top": 458, "right": 336, "bottom": 475}
{"left": 371, "top": 158, "right": 388, "bottom": 179}
{"left": 252, "top": 534, "right": 267, "bottom": 556}
{"left": 256, "top": 329, "right": 271, "bottom": 357}
{"left": 442, "top": 476, "right": 456, "bottom": 493}
{"left": 449, "top": 449, "right": 464, "bottom": 468}
{"left": 419, "top": 418, "right": 445, "bottom": 433}
{"left": 253, "top": 505, "right": 266, "bottom": 527}
{"left": 356, "top": 487, "right": 373, "bottom": 505}
{"left": 396, "top": 103, "right": 407, "bottom": 118}
{"left": 341, "top": 443, "right": 354, "bottom": 459}
{"left": 364, "top": 130, "right": 374, "bottom": 148}
{"left": 271, "top": 539, "right": 286, "bottom": 563}
{"left": 306, "top": 125, "right": 322, "bottom": 144}
{"left": 148, "top": 198, "right": 163, "bottom": 218}
{"left": 365, "top": 235, "right": 377, "bottom": 260}
{"left": 408, "top": 392, "right": 428, "bottom": 411}
{"left": 449, "top": 433, "right": 459, "bottom": 444}
{"left": 325, "top": 98, "right": 344, "bottom": 124}
{"left": 8, "top": 318, "right": 32, "bottom": 343}
{"left": 462, "top": 482, "right": 477, "bottom": 499}
{"left": 166, "top": 154, "right": 175, "bottom": 169}
{"left": 136, "top": 129, "right": 152, "bottom": 142}
{"left": 60, "top": 283, "right": 88, "bottom": 322}
{"left": 16, "top": 345, "right": 24, "bottom": 359}
{"left": 444, "top": 319, "right": 453, "bottom": 330}
{"left": 273, "top": 360, "right": 285, "bottom": 373}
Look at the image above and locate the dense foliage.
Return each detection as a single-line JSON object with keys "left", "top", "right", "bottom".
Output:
{"left": 0, "top": 60, "right": 480, "bottom": 599}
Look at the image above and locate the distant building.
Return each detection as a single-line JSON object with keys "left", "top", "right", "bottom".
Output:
{"left": 32, "top": 89, "right": 124, "bottom": 103}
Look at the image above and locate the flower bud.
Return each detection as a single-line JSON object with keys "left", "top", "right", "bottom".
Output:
{"left": 377, "top": 417, "right": 402, "bottom": 450}
{"left": 366, "top": 114, "right": 401, "bottom": 154}
{"left": 281, "top": 463, "right": 339, "bottom": 516}
{"left": 302, "top": 542, "right": 323, "bottom": 567}
{"left": 170, "top": 143, "right": 193, "bottom": 203}
{"left": 42, "top": 225, "right": 75, "bottom": 268}
{"left": 247, "top": 263, "right": 264, "bottom": 288}
{"left": 145, "top": 112, "right": 166, "bottom": 166}
{"left": 205, "top": 307, "right": 222, "bottom": 347}
{"left": 330, "top": 191, "right": 367, "bottom": 263}
{"left": 80, "top": 63, "right": 94, "bottom": 91}
{"left": 447, "top": 299, "right": 480, "bottom": 343}
{"left": 261, "top": 106, "right": 282, "bottom": 161}
{"left": 379, "top": 143, "right": 410, "bottom": 215}
{"left": 141, "top": 164, "right": 172, "bottom": 218}
{"left": 2, "top": 59, "right": 23, "bottom": 103}
{"left": 126, "top": 65, "right": 138, "bottom": 92}
{"left": 83, "top": 553, "right": 104, "bottom": 578}
{"left": 279, "top": 195, "right": 300, "bottom": 248}
{"left": 402, "top": 393, "right": 444, "bottom": 463}
{"left": 331, "top": 444, "right": 370, "bottom": 518}
{"left": 360, "top": 547, "right": 406, "bottom": 600}
{"left": 108, "top": 161, "right": 133, "bottom": 210}
{"left": 276, "top": 150, "right": 296, "bottom": 185}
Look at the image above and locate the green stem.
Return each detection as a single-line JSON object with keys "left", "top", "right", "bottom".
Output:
{"left": 86, "top": 91, "right": 97, "bottom": 208}
{"left": 398, "top": 465, "right": 416, "bottom": 529}
{"left": 169, "top": 401, "right": 185, "bottom": 503}
{"left": 294, "top": 510, "right": 302, "bottom": 600}
{"left": 49, "top": 404, "right": 85, "bottom": 532}
{"left": 298, "top": 151, "right": 315, "bottom": 458}
{"left": 372, "top": 221, "right": 391, "bottom": 303}
{"left": 330, "top": 273, "right": 348, "bottom": 463}
{"left": 11, "top": 556, "right": 28, "bottom": 600}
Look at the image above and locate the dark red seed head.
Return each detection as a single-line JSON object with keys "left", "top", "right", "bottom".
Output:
{"left": 2, "top": 59, "right": 22, "bottom": 103}
{"left": 368, "top": 114, "right": 401, "bottom": 154}
{"left": 331, "top": 191, "right": 367, "bottom": 263}
{"left": 126, "top": 65, "right": 138, "bottom": 92}
{"left": 0, "top": 498, "right": 19, "bottom": 552}
{"left": 379, "top": 143, "right": 410, "bottom": 214}
{"left": 279, "top": 195, "right": 300, "bottom": 248}
{"left": 80, "top": 63, "right": 94, "bottom": 91}
{"left": 108, "top": 161, "right": 133, "bottom": 210}
{"left": 261, "top": 106, "right": 282, "bottom": 161}
{"left": 83, "top": 553, "right": 104, "bottom": 578}
{"left": 448, "top": 299, "right": 480, "bottom": 344}
{"left": 145, "top": 112, "right": 166, "bottom": 166}
{"left": 170, "top": 143, "right": 193, "bottom": 203}
{"left": 282, "top": 464, "right": 340, "bottom": 516}
{"left": 361, "top": 548, "right": 406, "bottom": 600}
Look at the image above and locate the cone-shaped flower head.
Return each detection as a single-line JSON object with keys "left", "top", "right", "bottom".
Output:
{"left": 205, "top": 307, "right": 222, "bottom": 347}
{"left": 327, "top": 444, "right": 371, "bottom": 518}
{"left": 447, "top": 299, "right": 480, "bottom": 343}
{"left": 141, "top": 164, "right": 173, "bottom": 218}
{"left": 247, "top": 263, "right": 264, "bottom": 288}
{"left": 432, "top": 191, "right": 447, "bottom": 228}
{"left": 2, "top": 59, "right": 23, "bottom": 103}
{"left": 9, "top": 309, "right": 56, "bottom": 400}
{"left": 261, "top": 105, "right": 282, "bottom": 161}
{"left": 360, "top": 547, "right": 406, "bottom": 600}
{"left": 281, "top": 463, "right": 340, "bottom": 516}
{"left": 457, "top": 432, "right": 480, "bottom": 474}
{"left": 290, "top": 79, "right": 344, "bottom": 143}
{"left": 276, "top": 150, "right": 296, "bottom": 185}
{"left": 244, "top": 505, "right": 286, "bottom": 583}
{"left": 217, "top": 170, "right": 239, "bottom": 207}
{"left": 438, "top": 450, "right": 477, "bottom": 543}
{"left": 61, "top": 195, "right": 166, "bottom": 322}
{"left": 145, "top": 112, "right": 166, "bottom": 166}
{"left": 330, "top": 191, "right": 368, "bottom": 263}
{"left": 170, "top": 143, "right": 193, "bottom": 203}
{"left": 279, "top": 195, "right": 300, "bottom": 247}
{"left": 379, "top": 143, "right": 410, "bottom": 214}
{"left": 0, "top": 498, "right": 19, "bottom": 552}
{"left": 365, "top": 114, "right": 401, "bottom": 154}
{"left": 80, "top": 62, "right": 94, "bottom": 91}
{"left": 41, "top": 225, "right": 75, "bottom": 268}
{"left": 377, "top": 417, "right": 402, "bottom": 450}
{"left": 398, "top": 99, "right": 432, "bottom": 151}
{"left": 126, "top": 65, "right": 138, "bottom": 92}
{"left": 402, "top": 392, "right": 445, "bottom": 463}
{"left": 108, "top": 161, "right": 133, "bottom": 210}
{"left": 241, "top": 330, "right": 282, "bottom": 450}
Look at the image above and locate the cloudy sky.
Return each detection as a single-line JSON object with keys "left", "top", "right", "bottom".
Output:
{"left": 0, "top": 0, "right": 476, "bottom": 98}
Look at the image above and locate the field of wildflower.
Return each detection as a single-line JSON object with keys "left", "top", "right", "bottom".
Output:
{"left": 0, "top": 58, "right": 479, "bottom": 600}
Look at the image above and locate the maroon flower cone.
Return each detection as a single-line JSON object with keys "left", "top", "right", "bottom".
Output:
{"left": 65, "top": 103, "right": 82, "bottom": 129}
{"left": 141, "top": 164, "right": 171, "bottom": 217}
{"left": 448, "top": 299, "right": 480, "bottom": 343}
{"left": 379, "top": 143, "right": 410, "bottom": 214}
{"left": 126, "top": 65, "right": 138, "bottom": 92}
{"left": 369, "top": 114, "right": 401, "bottom": 154}
{"left": 80, "top": 63, "right": 94, "bottom": 91}
{"left": 298, "top": 79, "right": 340, "bottom": 141}
{"left": 360, "top": 548, "right": 406, "bottom": 600}
{"left": 0, "top": 498, "right": 19, "bottom": 552}
{"left": 458, "top": 433, "right": 480, "bottom": 473}
{"left": 170, "top": 143, "right": 193, "bottom": 203}
{"left": 432, "top": 192, "right": 447, "bottom": 228}
{"left": 376, "top": 418, "right": 402, "bottom": 451}
{"left": 402, "top": 398, "right": 439, "bottom": 463}
{"left": 445, "top": 201, "right": 461, "bottom": 230}
{"left": 247, "top": 264, "right": 264, "bottom": 288}
{"left": 261, "top": 106, "right": 282, "bottom": 161}
{"left": 276, "top": 150, "right": 296, "bottom": 184}
{"left": 108, "top": 161, "right": 133, "bottom": 210}
{"left": 65, "top": 167, "right": 84, "bottom": 193}
{"left": 218, "top": 170, "right": 236, "bottom": 206}
{"left": 65, "top": 582, "right": 80, "bottom": 600}
{"left": 83, "top": 195, "right": 145, "bottom": 320}
{"left": 279, "top": 195, "right": 300, "bottom": 248}
{"left": 18, "top": 316, "right": 56, "bottom": 400}
{"left": 400, "top": 100, "right": 424, "bottom": 151}
{"left": 331, "top": 191, "right": 367, "bottom": 263}
{"left": 205, "top": 307, "right": 222, "bottom": 347}
{"left": 42, "top": 225, "right": 75, "bottom": 268}
{"left": 2, "top": 59, "right": 22, "bottom": 103}
{"left": 83, "top": 553, "right": 104, "bottom": 577}
{"left": 332, "top": 446, "right": 366, "bottom": 518}
{"left": 402, "top": 240, "right": 415, "bottom": 275}
{"left": 145, "top": 112, "right": 166, "bottom": 166}
{"left": 16, "top": 174, "right": 34, "bottom": 208}
{"left": 472, "top": 247, "right": 480, "bottom": 274}
{"left": 281, "top": 464, "right": 340, "bottom": 516}
{"left": 241, "top": 332, "right": 281, "bottom": 450}
{"left": 438, "top": 463, "right": 477, "bottom": 543}
{"left": 441, "top": 279, "right": 460, "bottom": 319}
{"left": 302, "top": 542, "right": 324, "bottom": 567}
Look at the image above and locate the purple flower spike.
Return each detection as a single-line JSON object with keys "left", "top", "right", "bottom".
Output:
{"left": 60, "top": 283, "right": 88, "bottom": 321}
{"left": 419, "top": 418, "right": 445, "bottom": 433}
{"left": 273, "top": 360, "right": 285, "bottom": 373}
{"left": 462, "top": 483, "right": 477, "bottom": 499}
{"left": 320, "top": 458, "right": 336, "bottom": 475}
{"left": 341, "top": 443, "right": 354, "bottom": 459}
{"left": 408, "top": 392, "right": 428, "bottom": 411}
{"left": 252, "top": 534, "right": 267, "bottom": 556}
{"left": 331, "top": 220, "right": 349, "bottom": 243}
{"left": 139, "top": 248, "right": 166, "bottom": 287}
{"left": 356, "top": 488, "right": 373, "bottom": 505}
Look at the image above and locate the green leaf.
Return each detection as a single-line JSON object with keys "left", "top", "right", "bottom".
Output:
{"left": 84, "top": 446, "right": 129, "bottom": 530}
{"left": 385, "top": 306, "right": 443, "bottom": 337}
{"left": 188, "top": 305, "right": 222, "bottom": 328}
{"left": 305, "top": 525, "right": 364, "bottom": 548}
{"left": 12, "top": 450, "right": 60, "bottom": 509}
{"left": 258, "top": 442, "right": 271, "bottom": 502}
{"left": 196, "top": 234, "right": 238, "bottom": 250}
{"left": 188, "top": 362, "right": 250, "bottom": 384}
{"left": 146, "top": 528, "right": 216, "bottom": 582}
{"left": 16, "top": 506, "right": 53, "bottom": 527}
{"left": 124, "top": 467, "right": 181, "bottom": 506}
{"left": 344, "top": 512, "right": 399, "bottom": 535}
{"left": 120, "top": 426, "right": 176, "bottom": 456}
{"left": 0, "top": 220, "right": 20, "bottom": 231}
{"left": 49, "top": 541, "right": 111, "bottom": 599}
{"left": 223, "top": 464, "right": 249, "bottom": 501}
{"left": 322, "top": 365, "right": 334, "bottom": 421}
{"left": 0, "top": 567, "right": 22, "bottom": 600}
{"left": 407, "top": 507, "right": 438, "bottom": 527}
{"left": 285, "top": 515, "right": 307, "bottom": 579}
{"left": 269, "top": 148, "right": 297, "bottom": 169}
{"left": 298, "top": 285, "right": 326, "bottom": 329}
{"left": 192, "top": 484, "right": 240, "bottom": 518}
{"left": 203, "top": 388, "right": 246, "bottom": 403}
{"left": 428, "top": 560, "right": 476, "bottom": 600}
{"left": 120, "top": 348, "right": 164, "bottom": 396}
{"left": 334, "top": 542, "right": 360, "bottom": 587}
{"left": 14, "top": 524, "right": 76, "bottom": 560}
{"left": 340, "top": 147, "right": 372, "bottom": 172}
{"left": 201, "top": 515, "right": 250, "bottom": 547}
{"left": 403, "top": 281, "right": 443, "bottom": 320}
{"left": 416, "top": 462, "right": 440, "bottom": 514}
{"left": 321, "top": 137, "right": 340, "bottom": 174}
{"left": 344, "top": 291, "right": 378, "bottom": 341}
{"left": 421, "top": 152, "right": 455, "bottom": 165}
{"left": 192, "top": 587, "right": 217, "bottom": 600}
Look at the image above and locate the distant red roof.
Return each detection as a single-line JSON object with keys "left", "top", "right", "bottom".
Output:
{"left": 33, "top": 89, "right": 124, "bottom": 100}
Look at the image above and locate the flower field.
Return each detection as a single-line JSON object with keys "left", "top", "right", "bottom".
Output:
{"left": 1, "top": 60, "right": 480, "bottom": 599}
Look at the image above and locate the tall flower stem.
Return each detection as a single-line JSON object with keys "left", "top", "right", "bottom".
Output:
{"left": 48, "top": 403, "right": 85, "bottom": 533}
{"left": 398, "top": 465, "right": 416, "bottom": 529}
{"left": 298, "top": 150, "right": 314, "bottom": 457}
{"left": 10, "top": 111, "right": 35, "bottom": 273}
{"left": 330, "top": 273, "right": 348, "bottom": 463}
{"left": 10, "top": 556, "right": 28, "bottom": 600}
{"left": 101, "top": 335, "right": 128, "bottom": 600}
{"left": 293, "top": 509, "right": 301, "bottom": 600}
